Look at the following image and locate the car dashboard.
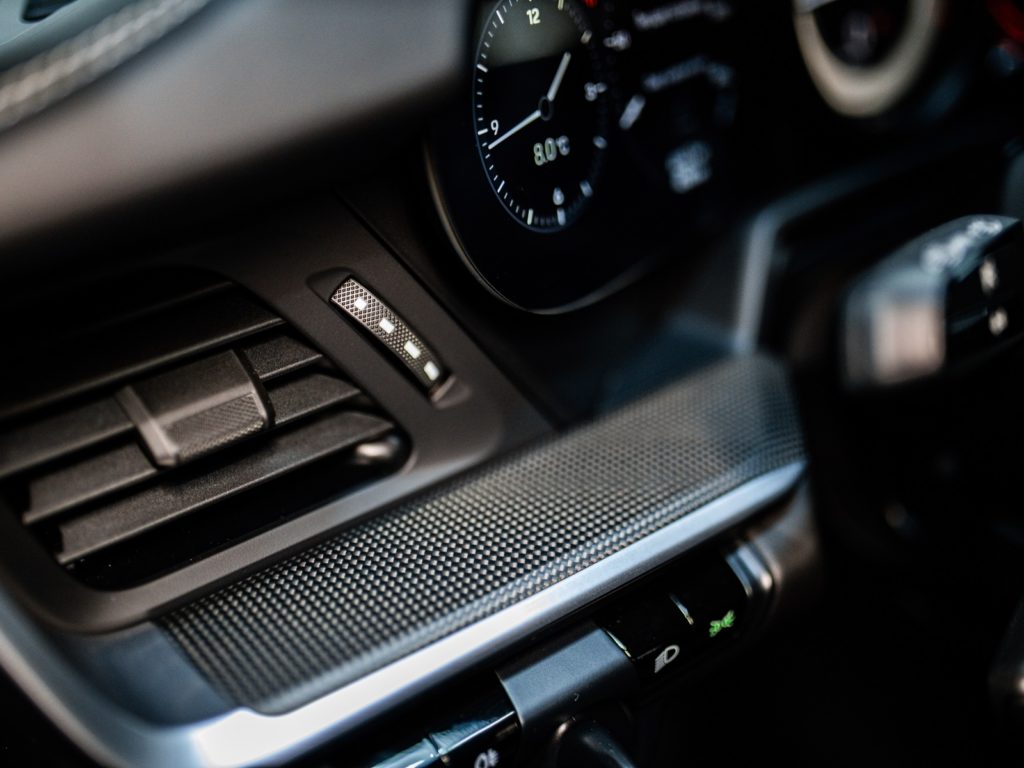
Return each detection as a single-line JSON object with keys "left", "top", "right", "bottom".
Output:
{"left": 0, "top": 1, "right": 1023, "bottom": 766}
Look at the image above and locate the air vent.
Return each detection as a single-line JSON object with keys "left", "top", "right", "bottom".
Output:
{"left": 23, "top": 0, "right": 77, "bottom": 22}
{"left": 0, "top": 271, "right": 407, "bottom": 589}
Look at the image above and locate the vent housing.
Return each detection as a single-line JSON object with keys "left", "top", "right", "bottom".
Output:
{"left": 0, "top": 270, "right": 406, "bottom": 589}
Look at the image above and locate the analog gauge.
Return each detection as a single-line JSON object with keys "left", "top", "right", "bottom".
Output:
{"left": 473, "top": 0, "right": 609, "bottom": 232}
{"left": 793, "top": 0, "right": 945, "bottom": 117}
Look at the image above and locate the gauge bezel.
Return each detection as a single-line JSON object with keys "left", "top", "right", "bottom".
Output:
{"left": 793, "top": 0, "right": 944, "bottom": 118}
{"left": 426, "top": 134, "right": 654, "bottom": 314}
{"left": 427, "top": 0, "right": 665, "bottom": 313}
{"left": 426, "top": 0, "right": 740, "bottom": 313}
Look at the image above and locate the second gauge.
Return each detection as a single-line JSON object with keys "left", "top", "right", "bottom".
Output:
{"left": 473, "top": 0, "right": 610, "bottom": 232}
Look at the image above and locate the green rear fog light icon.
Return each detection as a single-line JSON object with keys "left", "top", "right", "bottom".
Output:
{"left": 708, "top": 610, "right": 736, "bottom": 638}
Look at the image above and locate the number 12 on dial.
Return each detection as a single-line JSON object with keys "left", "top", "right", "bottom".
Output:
{"left": 473, "top": 0, "right": 608, "bottom": 232}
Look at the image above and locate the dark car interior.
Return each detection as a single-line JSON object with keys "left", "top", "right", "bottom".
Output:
{"left": 1, "top": 0, "right": 1023, "bottom": 765}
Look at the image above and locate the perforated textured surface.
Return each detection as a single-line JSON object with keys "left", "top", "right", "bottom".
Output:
{"left": 162, "top": 355, "right": 803, "bottom": 712}
{"left": 331, "top": 279, "right": 445, "bottom": 390}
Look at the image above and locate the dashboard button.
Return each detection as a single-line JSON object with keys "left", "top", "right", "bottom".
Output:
{"left": 601, "top": 592, "right": 696, "bottom": 681}
{"left": 669, "top": 556, "right": 750, "bottom": 648}
{"left": 364, "top": 739, "right": 439, "bottom": 768}
{"left": 429, "top": 689, "right": 520, "bottom": 768}
{"left": 331, "top": 278, "right": 448, "bottom": 393}
{"left": 844, "top": 216, "right": 1023, "bottom": 387}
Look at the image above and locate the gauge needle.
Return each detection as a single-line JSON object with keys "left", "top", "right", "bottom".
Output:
{"left": 488, "top": 109, "right": 542, "bottom": 150}
{"left": 546, "top": 51, "right": 572, "bottom": 102}
{"left": 487, "top": 52, "right": 571, "bottom": 151}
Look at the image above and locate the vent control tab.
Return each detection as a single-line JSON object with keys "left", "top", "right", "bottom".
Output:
{"left": 117, "top": 350, "right": 271, "bottom": 468}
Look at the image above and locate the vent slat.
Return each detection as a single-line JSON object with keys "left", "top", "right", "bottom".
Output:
{"left": 0, "top": 399, "right": 132, "bottom": 479}
{"left": 57, "top": 411, "right": 394, "bottom": 563}
{"left": 1, "top": 290, "right": 282, "bottom": 422}
{"left": 1, "top": 271, "right": 406, "bottom": 586}
{"left": 267, "top": 374, "right": 360, "bottom": 426}
{"left": 243, "top": 335, "right": 323, "bottom": 381}
{"left": 23, "top": 443, "right": 157, "bottom": 524}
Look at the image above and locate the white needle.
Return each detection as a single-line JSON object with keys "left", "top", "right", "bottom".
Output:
{"left": 547, "top": 51, "right": 572, "bottom": 102}
{"left": 487, "top": 109, "right": 541, "bottom": 149}
{"left": 487, "top": 51, "right": 571, "bottom": 151}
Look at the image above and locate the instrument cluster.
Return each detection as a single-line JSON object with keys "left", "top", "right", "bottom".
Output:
{"left": 430, "top": 0, "right": 746, "bottom": 312}
{"left": 429, "top": 0, "right": 1019, "bottom": 313}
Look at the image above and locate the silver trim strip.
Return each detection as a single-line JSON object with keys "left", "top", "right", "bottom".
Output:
{"left": 0, "top": 462, "right": 804, "bottom": 768}
{"left": 0, "top": 0, "right": 214, "bottom": 132}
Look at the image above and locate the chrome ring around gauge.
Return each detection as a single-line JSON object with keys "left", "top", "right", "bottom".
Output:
{"left": 793, "top": 0, "right": 945, "bottom": 118}
{"left": 426, "top": 0, "right": 736, "bottom": 313}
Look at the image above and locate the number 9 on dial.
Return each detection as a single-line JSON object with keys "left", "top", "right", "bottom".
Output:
{"left": 473, "top": 0, "right": 608, "bottom": 232}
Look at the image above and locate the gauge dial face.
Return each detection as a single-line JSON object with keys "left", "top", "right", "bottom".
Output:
{"left": 606, "top": 0, "right": 738, "bottom": 198}
{"left": 473, "top": 0, "right": 608, "bottom": 233}
{"left": 811, "top": 0, "right": 910, "bottom": 66}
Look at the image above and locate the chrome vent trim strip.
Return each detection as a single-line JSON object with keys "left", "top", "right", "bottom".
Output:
{"left": 0, "top": 462, "right": 802, "bottom": 767}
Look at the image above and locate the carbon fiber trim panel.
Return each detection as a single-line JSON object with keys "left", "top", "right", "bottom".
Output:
{"left": 163, "top": 355, "right": 803, "bottom": 713}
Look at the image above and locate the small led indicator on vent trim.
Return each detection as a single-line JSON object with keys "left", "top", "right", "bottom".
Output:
{"left": 330, "top": 278, "right": 449, "bottom": 393}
